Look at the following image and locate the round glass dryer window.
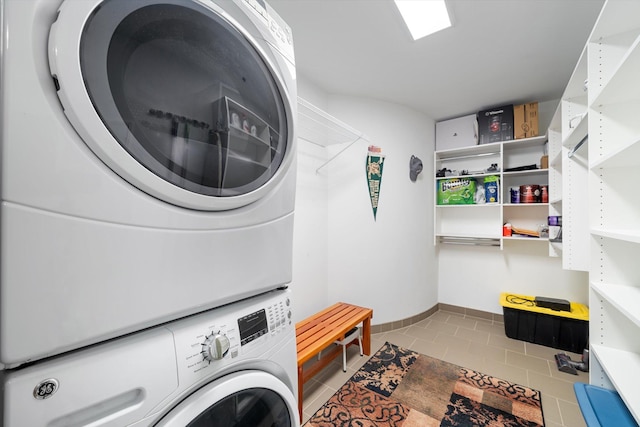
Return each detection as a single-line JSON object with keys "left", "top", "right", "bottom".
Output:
{"left": 187, "top": 388, "right": 292, "bottom": 426}
{"left": 79, "top": 0, "right": 288, "bottom": 198}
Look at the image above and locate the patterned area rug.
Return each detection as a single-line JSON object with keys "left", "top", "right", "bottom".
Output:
{"left": 304, "top": 342, "right": 544, "bottom": 427}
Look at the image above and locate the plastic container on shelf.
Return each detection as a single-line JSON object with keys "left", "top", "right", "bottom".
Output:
{"left": 573, "top": 383, "right": 638, "bottom": 427}
{"left": 484, "top": 175, "right": 499, "bottom": 203}
{"left": 499, "top": 293, "right": 589, "bottom": 353}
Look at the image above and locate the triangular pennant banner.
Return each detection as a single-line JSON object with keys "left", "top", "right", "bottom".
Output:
{"left": 365, "top": 146, "right": 384, "bottom": 220}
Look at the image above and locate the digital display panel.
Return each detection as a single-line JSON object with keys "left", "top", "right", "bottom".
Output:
{"left": 238, "top": 309, "right": 268, "bottom": 346}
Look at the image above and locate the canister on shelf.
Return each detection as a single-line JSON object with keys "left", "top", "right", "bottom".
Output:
{"left": 484, "top": 175, "right": 499, "bottom": 203}
{"left": 541, "top": 185, "right": 548, "bottom": 203}
{"left": 510, "top": 187, "right": 520, "bottom": 203}
{"left": 520, "top": 184, "right": 540, "bottom": 203}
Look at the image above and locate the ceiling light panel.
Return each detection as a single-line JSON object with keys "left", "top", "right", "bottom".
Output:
{"left": 394, "top": 0, "right": 452, "bottom": 40}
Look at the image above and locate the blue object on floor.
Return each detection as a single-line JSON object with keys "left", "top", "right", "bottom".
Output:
{"left": 574, "top": 383, "right": 638, "bottom": 427}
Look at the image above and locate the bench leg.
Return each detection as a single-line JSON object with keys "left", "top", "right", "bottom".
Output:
{"left": 362, "top": 315, "right": 372, "bottom": 356}
{"left": 297, "top": 365, "right": 303, "bottom": 422}
{"left": 342, "top": 345, "right": 347, "bottom": 372}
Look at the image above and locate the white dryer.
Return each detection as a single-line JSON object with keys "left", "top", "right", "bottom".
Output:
{"left": 0, "top": 0, "right": 296, "bottom": 367}
{"left": 3, "top": 288, "right": 300, "bottom": 427}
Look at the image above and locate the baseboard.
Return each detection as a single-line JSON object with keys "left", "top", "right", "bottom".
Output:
{"left": 371, "top": 303, "right": 503, "bottom": 334}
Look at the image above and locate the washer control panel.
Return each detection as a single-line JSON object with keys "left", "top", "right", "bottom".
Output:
{"left": 239, "top": 0, "right": 294, "bottom": 62}
{"left": 238, "top": 308, "right": 269, "bottom": 346}
{"left": 168, "top": 289, "right": 293, "bottom": 376}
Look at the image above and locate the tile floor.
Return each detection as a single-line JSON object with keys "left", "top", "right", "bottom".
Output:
{"left": 300, "top": 309, "right": 588, "bottom": 427}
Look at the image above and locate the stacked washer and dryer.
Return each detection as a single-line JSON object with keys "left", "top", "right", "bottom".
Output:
{"left": 0, "top": 0, "right": 298, "bottom": 425}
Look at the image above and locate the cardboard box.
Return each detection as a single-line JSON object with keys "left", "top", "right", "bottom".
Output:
{"left": 435, "top": 114, "right": 478, "bottom": 151}
{"left": 541, "top": 155, "right": 549, "bottom": 169}
{"left": 477, "top": 105, "right": 513, "bottom": 144}
{"left": 514, "top": 102, "right": 539, "bottom": 139}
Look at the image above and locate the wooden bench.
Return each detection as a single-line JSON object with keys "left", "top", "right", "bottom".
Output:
{"left": 295, "top": 302, "right": 373, "bottom": 419}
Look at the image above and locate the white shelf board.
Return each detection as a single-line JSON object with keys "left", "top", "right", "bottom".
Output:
{"left": 502, "top": 169, "right": 547, "bottom": 177}
{"left": 436, "top": 203, "right": 500, "bottom": 209}
{"left": 589, "top": 2, "right": 640, "bottom": 40}
{"left": 590, "top": 137, "right": 640, "bottom": 169}
{"left": 550, "top": 151, "right": 562, "bottom": 169}
{"left": 436, "top": 143, "right": 501, "bottom": 160}
{"left": 502, "top": 135, "right": 547, "bottom": 151}
{"left": 296, "top": 96, "right": 367, "bottom": 147}
{"left": 591, "top": 228, "right": 640, "bottom": 244}
{"left": 503, "top": 203, "right": 549, "bottom": 207}
{"left": 549, "top": 196, "right": 562, "bottom": 204}
{"left": 591, "top": 33, "right": 640, "bottom": 106}
{"left": 435, "top": 232, "right": 501, "bottom": 239}
{"left": 503, "top": 236, "right": 549, "bottom": 242}
{"left": 591, "top": 282, "right": 640, "bottom": 328}
{"left": 591, "top": 344, "right": 640, "bottom": 424}
{"left": 436, "top": 173, "right": 498, "bottom": 181}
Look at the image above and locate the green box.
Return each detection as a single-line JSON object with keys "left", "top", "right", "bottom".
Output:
{"left": 437, "top": 178, "right": 476, "bottom": 205}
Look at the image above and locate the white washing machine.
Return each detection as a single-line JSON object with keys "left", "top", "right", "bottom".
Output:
{"left": 0, "top": 0, "right": 296, "bottom": 368}
{"left": 2, "top": 288, "right": 300, "bottom": 427}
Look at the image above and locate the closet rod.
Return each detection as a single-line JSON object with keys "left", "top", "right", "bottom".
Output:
{"left": 438, "top": 151, "right": 499, "bottom": 162}
{"left": 568, "top": 134, "right": 588, "bottom": 158}
{"left": 438, "top": 237, "right": 501, "bottom": 247}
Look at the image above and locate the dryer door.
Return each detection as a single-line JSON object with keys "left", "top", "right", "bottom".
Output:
{"left": 49, "top": 0, "right": 294, "bottom": 211}
{"left": 155, "top": 370, "right": 299, "bottom": 427}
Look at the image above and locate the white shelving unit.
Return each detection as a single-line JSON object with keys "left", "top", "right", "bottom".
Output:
{"left": 553, "top": 43, "right": 591, "bottom": 272}
{"left": 434, "top": 135, "right": 550, "bottom": 250}
{"left": 547, "top": 105, "right": 562, "bottom": 258}
{"left": 585, "top": 1, "right": 640, "bottom": 423}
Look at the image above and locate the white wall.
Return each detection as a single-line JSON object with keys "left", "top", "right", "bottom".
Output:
{"left": 438, "top": 243, "right": 588, "bottom": 313}
{"left": 291, "top": 82, "right": 588, "bottom": 323}
{"left": 291, "top": 78, "right": 439, "bottom": 324}
{"left": 323, "top": 96, "right": 438, "bottom": 325}
{"left": 290, "top": 77, "right": 331, "bottom": 322}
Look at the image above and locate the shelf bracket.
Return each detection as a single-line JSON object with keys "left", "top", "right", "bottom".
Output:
{"left": 296, "top": 96, "right": 370, "bottom": 174}
{"left": 313, "top": 134, "right": 364, "bottom": 174}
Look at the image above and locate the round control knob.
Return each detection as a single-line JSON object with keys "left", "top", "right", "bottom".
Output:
{"left": 202, "top": 333, "right": 230, "bottom": 361}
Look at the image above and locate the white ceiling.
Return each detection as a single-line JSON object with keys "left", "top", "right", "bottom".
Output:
{"left": 269, "top": 0, "right": 605, "bottom": 122}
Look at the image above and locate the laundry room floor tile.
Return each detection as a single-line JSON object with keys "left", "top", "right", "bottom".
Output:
{"left": 301, "top": 308, "right": 587, "bottom": 427}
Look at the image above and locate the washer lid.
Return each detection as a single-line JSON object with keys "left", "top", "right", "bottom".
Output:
{"left": 49, "top": 0, "right": 294, "bottom": 211}
{"left": 155, "top": 370, "right": 298, "bottom": 426}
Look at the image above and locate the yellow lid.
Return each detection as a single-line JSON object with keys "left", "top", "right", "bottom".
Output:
{"left": 500, "top": 292, "right": 589, "bottom": 321}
